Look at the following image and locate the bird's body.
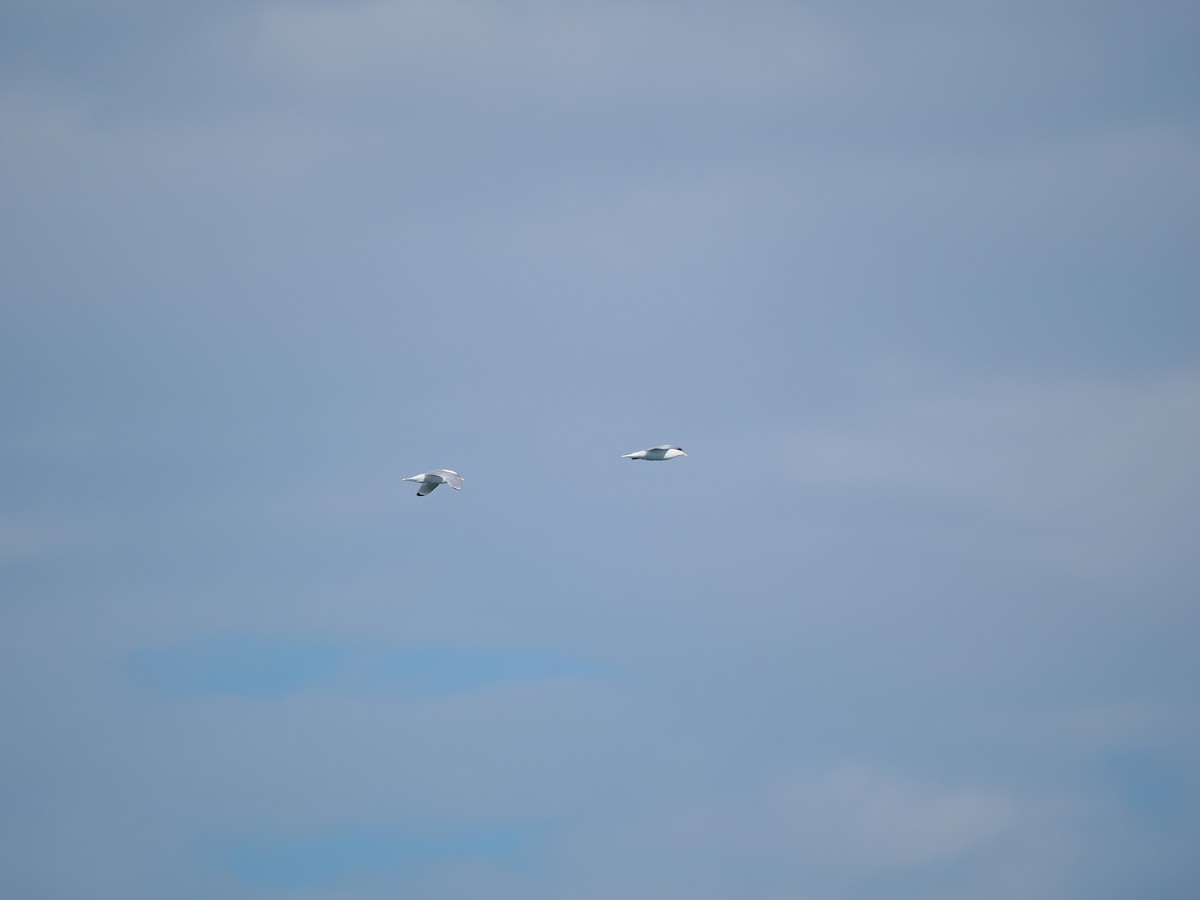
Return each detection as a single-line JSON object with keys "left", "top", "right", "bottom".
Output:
{"left": 402, "top": 469, "right": 464, "bottom": 496}
{"left": 622, "top": 445, "right": 688, "bottom": 461}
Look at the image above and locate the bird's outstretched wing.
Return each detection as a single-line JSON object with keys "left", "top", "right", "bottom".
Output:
{"left": 416, "top": 481, "right": 440, "bottom": 496}
{"left": 650, "top": 444, "right": 683, "bottom": 451}
{"left": 429, "top": 469, "right": 463, "bottom": 491}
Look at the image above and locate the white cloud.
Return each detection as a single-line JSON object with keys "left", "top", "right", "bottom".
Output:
{"left": 774, "top": 369, "right": 1200, "bottom": 576}
{"left": 774, "top": 766, "right": 1016, "bottom": 868}
{"left": 247, "top": 0, "right": 856, "bottom": 108}
{"left": 0, "top": 88, "right": 363, "bottom": 208}
{"left": 543, "top": 764, "right": 1019, "bottom": 900}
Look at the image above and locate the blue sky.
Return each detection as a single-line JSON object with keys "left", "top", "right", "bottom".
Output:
{"left": 2, "top": 2, "right": 1199, "bottom": 898}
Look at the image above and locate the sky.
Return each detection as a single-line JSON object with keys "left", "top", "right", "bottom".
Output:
{"left": 2, "top": 1, "right": 1199, "bottom": 897}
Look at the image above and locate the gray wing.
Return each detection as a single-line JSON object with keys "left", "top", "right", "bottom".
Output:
{"left": 416, "top": 481, "right": 440, "bottom": 496}
{"left": 650, "top": 444, "right": 682, "bottom": 451}
{"left": 438, "top": 471, "right": 464, "bottom": 491}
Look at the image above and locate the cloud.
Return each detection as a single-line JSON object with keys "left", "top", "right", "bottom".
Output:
{"left": 0, "top": 88, "right": 359, "bottom": 206}
{"left": 248, "top": 0, "right": 854, "bottom": 109}
{"left": 3, "top": 4, "right": 1198, "bottom": 899}
{"left": 773, "top": 766, "right": 1016, "bottom": 868}
{"left": 543, "top": 765, "right": 1018, "bottom": 900}
{"left": 773, "top": 368, "right": 1200, "bottom": 576}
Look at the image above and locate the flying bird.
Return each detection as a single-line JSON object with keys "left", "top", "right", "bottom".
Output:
{"left": 403, "top": 469, "right": 464, "bottom": 496}
{"left": 621, "top": 445, "right": 688, "bottom": 461}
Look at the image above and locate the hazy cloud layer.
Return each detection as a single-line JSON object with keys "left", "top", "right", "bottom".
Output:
{"left": 2, "top": 2, "right": 1198, "bottom": 898}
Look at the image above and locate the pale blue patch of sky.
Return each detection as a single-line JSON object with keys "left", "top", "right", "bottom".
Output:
{"left": 128, "top": 637, "right": 349, "bottom": 697}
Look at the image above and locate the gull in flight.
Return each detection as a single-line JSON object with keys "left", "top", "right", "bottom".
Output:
{"left": 402, "top": 469, "right": 464, "bottom": 496}
{"left": 621, "top": 445, "right": 688, "bottom": 461}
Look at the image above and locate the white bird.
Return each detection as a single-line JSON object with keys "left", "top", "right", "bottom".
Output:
{"left": 402, "top": 469, "right": 464, "bottom": 496}
{"left": 621, "top": 445, "right": 688, "bottom": 461}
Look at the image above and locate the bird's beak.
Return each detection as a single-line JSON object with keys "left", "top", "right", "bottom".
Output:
{"left": 680, "top": 451, "right": 688, "bottom": 456}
